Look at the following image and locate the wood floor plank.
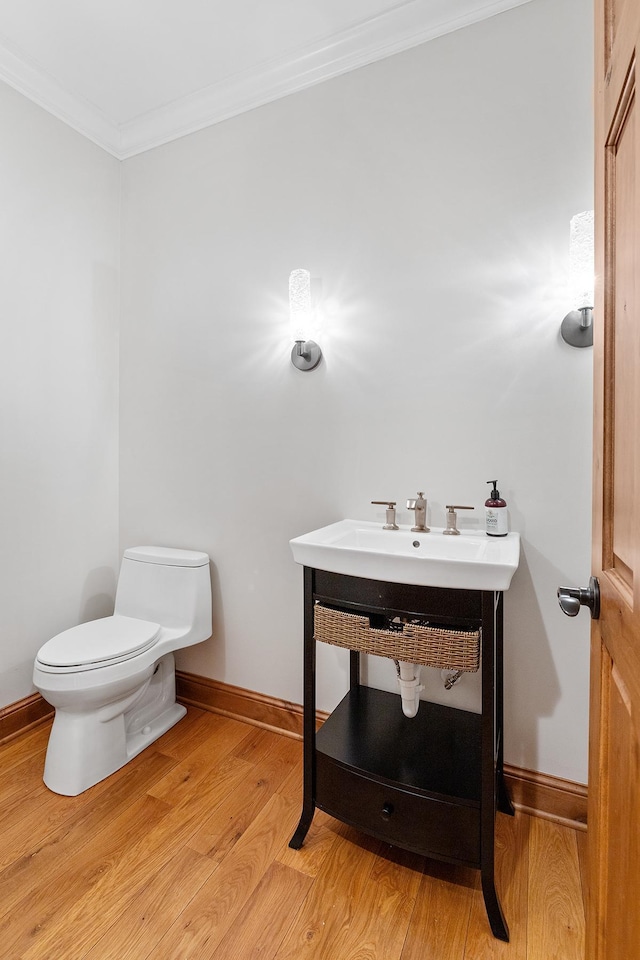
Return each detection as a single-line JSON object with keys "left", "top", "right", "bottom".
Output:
{"left": 231, "top": 726, "right": 301, "bottom": 768}
{"left": 14, "top": 754, "right": 254, "bottom": 960}
{"left": 322, "top": 843, "right": 423, "bottom": 960}
{"left": 74, "top": 847, "right": 218, "bottom": 960}
{"left": 400, "top": 859, "right": 476, "bottom": 960}
{"left": 151, "top": 704, "right": 212, "bottom": 758}
{"left": 152, "top": 792, "right": 301, "bottom": 959}
{"left": 276, "top": 758, "right": 305, "bottom": 801}
{"left": 0, "top": 748, "right": 54, "bottom": 812}
{"left": 147, "top": 714, "right": 254, "bottom": 802}
{"left": 463, "top": 812, "right": 529, "bottom": 959}
{"left": 209, "top": 862, "right": 314, "bottom": 960}
{"left": 0, "top": 793, "right": 172, "bottom": 959}
{"left": 0, "top": 747, "right": 177, "bottom": 876}
{"left": 272, "top": 824, "right": 385, "bottom": 960}
{"left": 526, "top": 815, "right": 584, "bottom": 960}
{"left": 0, "top": 721, "right": 51, "bottom": 776}
{"left": 22, "top": 845, "right": 214, "bottom": 960}
{"left": 187, "top": 734, "right": 302, "bottom": 863}
{"left": 276, "top": 810, "right": 341, "bottom": 878}
{"left": 0, "top": 716, "right": 587, "bottom": 960}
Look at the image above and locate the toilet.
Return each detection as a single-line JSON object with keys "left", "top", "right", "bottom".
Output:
{"left": 33, "top": 545, "right": 212, "bottom": 796}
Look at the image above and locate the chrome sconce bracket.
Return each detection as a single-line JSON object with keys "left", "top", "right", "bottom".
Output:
{"left": 561, "top": 306, "right": 593, "bottom": 348}
{"left": 291, "top": 339, "right": 322, "bottom": 371}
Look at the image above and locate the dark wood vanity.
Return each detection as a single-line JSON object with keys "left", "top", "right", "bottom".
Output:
{"left": 289, "top": 566, "right": 514, "bottom": 942}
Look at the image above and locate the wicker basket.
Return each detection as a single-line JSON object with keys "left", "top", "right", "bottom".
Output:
{"left": 314, "top": 603, "right": 480, "bottom": 673}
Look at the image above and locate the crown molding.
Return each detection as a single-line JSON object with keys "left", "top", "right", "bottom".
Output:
{"left": 0, "top": 30, "right": 121, "bottom": 155}
{"left": 0, "top": 0, "right": 533, "bottom": 160}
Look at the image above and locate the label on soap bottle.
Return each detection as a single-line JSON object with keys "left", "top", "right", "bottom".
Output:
{"left": 485, "top": 506, "right": 508, "bottom": 537}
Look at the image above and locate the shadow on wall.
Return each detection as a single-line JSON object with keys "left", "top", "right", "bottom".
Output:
{"left": 79, "top": 566, "right": 118, "bottom": 623}
{"left": 174, "top": 559, "right": 226, "bottom": 679}
{"left": 209, "top": 562, "right": 225, "bottom": 675}
{"left": 504, "top": 544, "right": 562, "bottom": 773}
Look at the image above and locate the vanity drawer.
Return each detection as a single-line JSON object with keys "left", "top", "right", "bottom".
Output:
{"left": 316, "top": 752, "right": 480, "bottom": 866}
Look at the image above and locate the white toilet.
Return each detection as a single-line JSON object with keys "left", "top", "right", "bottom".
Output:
{"left": 33, "top": 545, "right": 212, "bottom": 796}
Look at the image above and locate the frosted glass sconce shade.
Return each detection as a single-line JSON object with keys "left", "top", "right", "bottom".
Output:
{"left": 289, "top": 268, "right": 322, "bottom": 370}
{"left": 569, "top": 211, "right": 595, "bottom": 310}
{"left": 561, "top": 210, "right": 595, "bottom": 348}
{"left": 289, "top": 269, "right": 312, "bottom": 341}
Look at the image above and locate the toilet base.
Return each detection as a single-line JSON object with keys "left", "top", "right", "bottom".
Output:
{"left": 42, "top": 653, "right": 185, "bottom": 796}
{"left": 125, "top": 701, "right": 186, "bottom": 762}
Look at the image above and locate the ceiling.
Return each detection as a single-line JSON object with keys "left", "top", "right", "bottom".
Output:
{"left": 0, "top": 0, "right": 532, "bottom": 159}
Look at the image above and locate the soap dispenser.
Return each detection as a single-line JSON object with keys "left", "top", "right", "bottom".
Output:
{"left": 485, "top": 481, "right": 508, "bottom": 537}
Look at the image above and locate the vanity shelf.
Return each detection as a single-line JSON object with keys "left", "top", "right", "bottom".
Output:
{"left": 289, "top": 567, "right": 514, "bottom": 942}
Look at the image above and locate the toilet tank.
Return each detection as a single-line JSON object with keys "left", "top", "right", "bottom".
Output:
{"left": 114, "top": 546, "right": 212, "bottom": 644}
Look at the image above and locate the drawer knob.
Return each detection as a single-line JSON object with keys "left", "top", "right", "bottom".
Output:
{"left": 381, "top": 802, "right": 394, "bottom": 820}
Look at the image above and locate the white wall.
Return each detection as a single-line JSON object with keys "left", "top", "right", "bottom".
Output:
{"left": 0, "top": 82, "right": 121, "bottom": 706}
{"left": 0, "top": 0, "right": 590, "bottom": 786}
{"left": 119, "top": 0, "right": 593, "bottom": 783}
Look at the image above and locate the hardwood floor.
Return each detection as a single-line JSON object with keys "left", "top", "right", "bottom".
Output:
{"left": 0, "top": 708, "right": 586, "bottom": 959}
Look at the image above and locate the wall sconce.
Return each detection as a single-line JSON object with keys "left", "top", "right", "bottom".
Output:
{"left": 289, "top": 268, "right": 322, "bottom": 371}
{"left": 560, "top": 210, "right": 594, "bottom": 348}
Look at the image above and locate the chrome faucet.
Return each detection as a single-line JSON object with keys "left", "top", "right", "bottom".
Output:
{"left": 371, "top": 500, "right": 398, "bottom": 530}
{"left": 407, "top": 492, "right": 429, "bottom": 533}
{"left": 443, "top": 504, "right": 474, "bottom": 535}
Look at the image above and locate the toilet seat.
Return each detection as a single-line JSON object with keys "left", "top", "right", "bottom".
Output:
{"left": 36, "top": 615, "right": 161, "bottom": 672}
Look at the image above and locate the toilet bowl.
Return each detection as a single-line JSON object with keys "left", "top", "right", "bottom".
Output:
{"left": 33, "top": 546, "right": 212, "bottom": 796}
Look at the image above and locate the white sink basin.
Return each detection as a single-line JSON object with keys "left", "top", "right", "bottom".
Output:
{"left": 290, "top": 519, "right": 520, "bottom": 591}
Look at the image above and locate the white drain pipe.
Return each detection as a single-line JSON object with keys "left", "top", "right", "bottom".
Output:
{"left": 396, "top": 661, "right": 424, "bottom": 718}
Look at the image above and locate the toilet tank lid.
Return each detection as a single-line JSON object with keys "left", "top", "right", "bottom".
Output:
{"left": 123, "top": 546, "right": 209, "bottom": 567}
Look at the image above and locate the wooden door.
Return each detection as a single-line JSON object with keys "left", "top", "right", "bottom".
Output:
{"left": 589, "top": 1, "right": 640, "bottom": 957}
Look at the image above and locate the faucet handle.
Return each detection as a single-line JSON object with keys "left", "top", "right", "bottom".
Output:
{"left": 371, "top": 500, "right": 399, "bottom": 530}
{"left": 443, "top": 505, "right": 474, "bottom": 536}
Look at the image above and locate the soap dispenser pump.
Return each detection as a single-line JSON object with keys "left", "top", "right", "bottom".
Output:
{"left": 485, "top": 481, "right": 508, "bottom": 537}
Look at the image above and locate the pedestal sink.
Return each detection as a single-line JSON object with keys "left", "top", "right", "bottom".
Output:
{"left": 290, "top": 519, "right": 520, "bottom": 591}
{"left": 289, "top": 518, "right": 520, "bottom": 939}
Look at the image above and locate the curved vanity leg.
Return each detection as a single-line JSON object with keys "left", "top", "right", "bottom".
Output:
{"left": 290, "top": 566, "right": 316, "bottom": 850}
{"left": 481, "top": 871, "right": 510, "bottom": 942}
{"left": 480, "top": 590, "right": 509, "bottom": 941}
{"left": 289, "top": 648, "right": 360, "bottom": 846}
{"left": 289, "top": 805, "right": 315, "bottom": 849}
